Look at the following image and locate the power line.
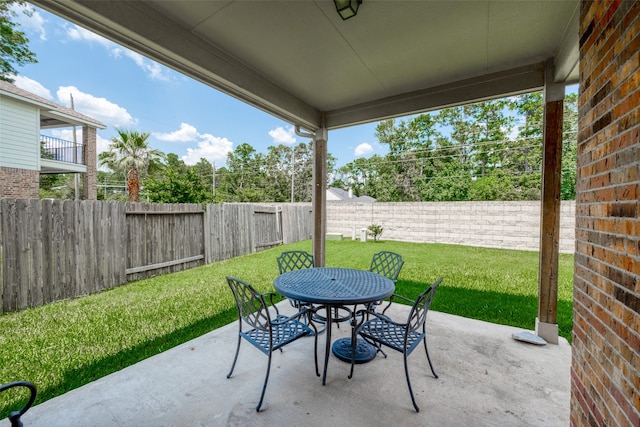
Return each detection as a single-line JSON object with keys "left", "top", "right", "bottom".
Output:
{"left": 98, "top": 132, "right": 578, "bottom": 181}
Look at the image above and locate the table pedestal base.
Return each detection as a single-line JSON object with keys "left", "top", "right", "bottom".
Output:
{"left": 332, "top": 337, "right": 377, "bottom": 364}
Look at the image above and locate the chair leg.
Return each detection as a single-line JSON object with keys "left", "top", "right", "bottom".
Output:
{"left": 348, "top": 310, "right": 368, "bottom": 379}
{"left": 256, "top": 351, "right": 273, "bottom": 412}
{"left": 422, "top": 337, "right": 438, "bottom": 378}
{"left": 361, "top": 335, "right": 387, "bottom": 358}
{"left": 310, "top": 308, "right": 327, "bottom": 336}
{"left": 227, "top": 334, "right": 242, "bottom": 378}
{"left": 309, "top": 311, "right": 320, "bottom": 377}
{"left": 348, "top": 316, "right": 357, "bottom": 379}
{"left": 313, "top": 328, "right": 320, "bottom": 377}
{"left": 404, "top": 352, "right": 420, "bottom": 412}
{"left": 376, "top": 342, "right": 388, "bottom": 358}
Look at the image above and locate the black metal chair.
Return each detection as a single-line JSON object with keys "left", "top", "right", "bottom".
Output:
{"left": 276, "top": 250, "right": 314, "bottom": 274}
{"left": 366, "top": 251, "right": 404, "bottom": 313}
{"left": 276, "top": 250, "right": 314, "bottom": 309}
{"left": 0, "top": 380, "right": 37, "bottom": 427}
{"left": 276, "top": 251, "right": 336, "bottom": 333}
{"left": 370, "top": 251, "right": 404, "bottom": 283}
{"left": 352, "top": 278, "right": 443, "bottom": 412}
{"left": 226, "top": 276, "right": 318, "bottom": 412}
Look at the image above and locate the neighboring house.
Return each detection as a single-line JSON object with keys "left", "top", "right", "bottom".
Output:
{"left": 326, "top": 187, "right": 375, "bottom": 202}
{"left": 0, "top": 81, "right": 106, "bottom": 200}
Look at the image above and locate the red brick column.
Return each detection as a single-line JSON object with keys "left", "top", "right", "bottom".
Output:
{"left": 82, "top": 126, "right": 97, "bottom": 200}
{"left": 572, "top": 1, "right": 639, "bottom": 425}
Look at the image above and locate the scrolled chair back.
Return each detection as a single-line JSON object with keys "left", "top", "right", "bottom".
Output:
{"left": 277, "top": 250, "right": 314, "bottom": 274}
{"left": 226, "top": 276, "right": 271, "bottom": 331}
{"left": 370, "top": 251, "right": 404, "bottom": 282}
{"left": 407, "top": 278, "right": 442, "bottom": 333}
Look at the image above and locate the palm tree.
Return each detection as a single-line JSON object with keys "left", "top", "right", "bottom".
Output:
{"left": 98, "top": 129, "right": 164, "bottom": 202}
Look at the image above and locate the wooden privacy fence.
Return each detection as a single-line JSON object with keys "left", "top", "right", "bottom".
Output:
{"left": 0, "top": 199, "right": 126, "bottom": 313}
{"left": 0, "top": 199, "right": 312, "bottom": 313}
{"left": 125, "top": 202, "right": 205, "bottom": 282}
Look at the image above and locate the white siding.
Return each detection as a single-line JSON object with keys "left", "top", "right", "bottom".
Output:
{"left": 0, "top": 96, "right": 40, "bottom": 170}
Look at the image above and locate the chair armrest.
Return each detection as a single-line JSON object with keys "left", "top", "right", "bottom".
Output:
{"left": 388, "top": 293, "right": 413, "bottom": 304}
{"left": 381, "top": 293, "right": 413, "bottom": 314}
{"left": 356, "top": 308, "right": 407, "bottom": 328}
{"left": 270, "top": 306, "right": 313, "bottom": 326}
{"left": 263, "top": 291, "right": 280, "bottom": 315}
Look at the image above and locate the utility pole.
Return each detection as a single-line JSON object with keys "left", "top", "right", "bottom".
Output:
{"left": 212, "top": 162, "right": 216, "bottom": 197}
{"left": 70, "top": 94, "right": 79, "bottom": 200}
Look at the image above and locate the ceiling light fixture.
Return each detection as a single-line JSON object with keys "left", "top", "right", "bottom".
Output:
{"left": 334, "top": 0, "right": 362, "bottom": 20}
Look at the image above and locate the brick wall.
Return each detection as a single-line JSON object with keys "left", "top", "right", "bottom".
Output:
{"left": 572, "top": 1, "right": 640, "bottom": 426}
{"left": 0, "top": 166, "right": 39, "bottom": 199}
{"left": 327, "top": 201, "right": 576, "bottom": 253}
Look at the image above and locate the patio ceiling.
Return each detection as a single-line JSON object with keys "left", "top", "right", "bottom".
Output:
{"left": 30, "top": 0, "right": 579, "bottom": 132}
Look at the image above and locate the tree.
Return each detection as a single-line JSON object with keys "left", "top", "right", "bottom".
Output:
{"left": 96, "top": 170, "right": 128, "bottom": 201}
{"left": 291, "top": 141, "right": 322, "bottom": 202}
{"left": 39, "top": 173, "right": 76, "bottom": 200}
{"left": 144, "top": 167, "right": 209, "bottom": 203}
{"left": 98, "top": 129, "right": 164, "bottom": 202}
{"left": 0, "top": 0, "right": 37, "bottom": 82}
{"left": 338, "top": 93, "right": 569, "bottom": 202}
{"left": 561, "top": 93, "right": 578, "bottom": 200}
{"left": 222, "top": 142, "right": 266, "bottom": 202}
{"left": 367, "top": 224, "right": 383, "bottom": 242}
{"left": 421, "top": 137, "right": 471, "bottom": 201}
{"left": 509, "top": 92, "right": 544, "bottom": 175}
{"left": 191, "top": 158, "right": 215, "bottom": 198}
{"left": 263, "top": 143, "right": 295, "bottom": 202}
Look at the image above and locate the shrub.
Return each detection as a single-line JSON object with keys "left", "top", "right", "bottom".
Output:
{"left": 367, "top": 224, "right": 383, "bottom": 242}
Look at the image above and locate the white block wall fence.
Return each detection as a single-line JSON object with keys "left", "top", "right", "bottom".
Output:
{"left": 326, "top": 201, "right": 576, "bottom": 254}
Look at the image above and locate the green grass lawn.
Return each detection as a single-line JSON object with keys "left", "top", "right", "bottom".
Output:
{"left": 0, "top": 240, "right": 574, "bottom": 418}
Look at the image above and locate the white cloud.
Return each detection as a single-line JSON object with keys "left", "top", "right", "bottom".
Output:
{"left": 10, "top": 4, "right": 47, "bottom": 41}
{"left": 96, "top": 134, "right": 111, "bottom": 156}
{"left": 268, "top": 126, "right": 297, "bottom": 145}
{"left": 354, "top": 143, "right": 374, "bottom": 156}
{"left": 50, "top": 128, "right": 81, "bottom": 141}
{"left": 123, "top": 50, "right": 169, "bottom": 81}
{"left": 181, "top": 134, "right": 233, "bottom": 166}
{"left": 13, "top": 79, "right": 134, "bottom": 129}
{"left": 65, "top": 24, "right": 170, "bottom": 81}
{"left": 13, "top": 75, "right": 54, "bottom": 100}
{"left": 66, "top": 24, "right": 113, "bottom": 49}
{"left": 154, "top": 123, "right": 199, "bottom": 142}
{"left": 154, "top": 123, "right": 233, "bottom": 165}
{"left": 56, "top": 86, "right": 136, "bottom": 128}
{"left": 507, "top": 125, "right": 521, "bottom": 141}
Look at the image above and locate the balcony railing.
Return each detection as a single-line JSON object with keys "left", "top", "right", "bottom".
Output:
{"left": 40, "top": 135, "right": 84, "bottom": 165}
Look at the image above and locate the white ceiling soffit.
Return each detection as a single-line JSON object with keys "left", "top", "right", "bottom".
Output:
{"left": 31, "top": 0, "right": 580, "bottom": 132}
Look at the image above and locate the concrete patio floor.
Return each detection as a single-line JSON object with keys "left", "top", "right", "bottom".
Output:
{"left": 15, "top": 302, "right": 571, "bottom": 427}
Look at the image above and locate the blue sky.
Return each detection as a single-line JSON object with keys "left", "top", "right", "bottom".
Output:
{"left": 11, "top": 5, "right": 382, "bottom": 168}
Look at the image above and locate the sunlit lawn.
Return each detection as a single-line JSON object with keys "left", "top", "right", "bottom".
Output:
{"left": 0, "top": 239, "right": 573, "bottom": 418}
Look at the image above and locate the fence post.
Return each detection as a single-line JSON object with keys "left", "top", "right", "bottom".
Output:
{"left": 204, "top": 204, "right": 211, "bottom": 264}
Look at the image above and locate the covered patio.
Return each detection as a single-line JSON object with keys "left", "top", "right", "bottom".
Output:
{"left": 19, "top": 302, "right": 570, "bottom": 426}
{"left": 21, "top": 1, "right": 640, "bottom": 424}
{"left": 29, "top": 0, "right": 580, "bottom": 346}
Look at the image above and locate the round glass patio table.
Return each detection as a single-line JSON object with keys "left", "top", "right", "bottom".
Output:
{"left": 274, "top": 267, "right": 395, "bottom": 385}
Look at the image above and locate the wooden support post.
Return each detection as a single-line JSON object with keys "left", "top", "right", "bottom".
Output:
{"left": 312, "top": 125, "right": 328, "bottom": 267}
{"left": 537, "top": 59, "right": 563, "bottom": 344}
